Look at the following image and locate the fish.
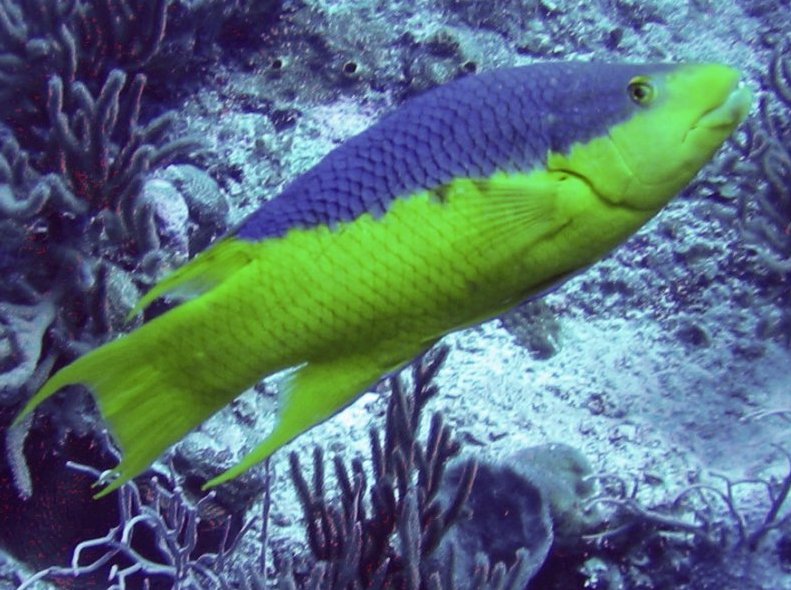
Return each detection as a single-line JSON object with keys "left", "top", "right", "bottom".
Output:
{"left": 14, "top": 62, "right": 752, "bottom": 498}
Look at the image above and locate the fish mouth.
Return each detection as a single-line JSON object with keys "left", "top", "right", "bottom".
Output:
{"left": 691, "top": 81, "right": 752, "bottom": 133}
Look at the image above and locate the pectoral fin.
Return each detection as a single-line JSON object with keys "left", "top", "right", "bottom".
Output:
{"left": 438, "top": 171, "right": 573, "bottom": 252}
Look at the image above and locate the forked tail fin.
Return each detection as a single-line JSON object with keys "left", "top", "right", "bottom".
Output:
{"left": 14, "top": 322, "right": 227, "bottom": 498}
{"left": 14, "top": 237, "right": 267, "bottom": 497}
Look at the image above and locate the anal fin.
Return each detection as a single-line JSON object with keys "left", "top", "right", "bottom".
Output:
{"left": 202, "top": 347, "right": 418, "bottom": 489}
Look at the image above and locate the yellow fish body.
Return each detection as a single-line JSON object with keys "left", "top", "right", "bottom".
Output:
{"left": 15, "top": 62, "right": 751, "bottom": 497}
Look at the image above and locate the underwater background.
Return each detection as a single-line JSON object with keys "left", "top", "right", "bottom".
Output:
{"left": 0, "top": 0, "right": 789, "bottom": 588}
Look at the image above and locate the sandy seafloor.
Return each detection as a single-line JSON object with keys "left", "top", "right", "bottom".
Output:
{"left": 2, "top": 0, "right": 790, "bottom": 588}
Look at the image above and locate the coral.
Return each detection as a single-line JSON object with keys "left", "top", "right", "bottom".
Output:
{"left": 283, "top": 345, "right": 474, "bottom": 587}
{"left": 0, "top": 0, "right": 79, "bottom": 137}
{"left": 0, "top": 0, "right": 204, "bottom": 229}
{"left": 0, "top": 1, "right": 141, "bottom": 155}
{"left": 279, "top": 346, "right": 537, "bottom": 589}
{"left": 0, "top": 300, "right": 55, "bottom": 404}
{"left": 0, "top": 410, "right": 121, "bottom": 585}
{"left": 73, "top": 0, "right": 169, "bottom": 80}
{"left": 139, "top": 177, "right": 191, "bottom": 258}
{"left": 578, "top": 444, "right": 791, "bottom": 587}
{"left": 685, "top": 37, "right": 791, "bottom": 347}
{"left": 0, "top": 0, "right": 173, "bottom": 137}
{"left": 161, "top": 164, "right": 230, "bottom": 253}
{"left": 0, "top": 0, "right": 206, "bottom": 327}
{"left": 0, "top": 3, "right": 220, "bottom": 576}
{"left": 509, "top": 443, "right": 599, "bottom": 547}
{"left": 0, "top": 0, "right": 209, "bottom": 383}
{"left": 434, "top": 444, "right": 602, "bottom": 588}
{"left": 4, "top": 412, "right": 32, "bottom": 499}
{"left": 45, "top": 68, "right": 202, "bottom": 257}
{"left": 742, "top": 118, "right": 791, "bottom": 276}
{"left": 2, "top": 402, "right": 255, "bottom": 590}
{"left": 0, "top": 130, "right": 85, "bottom": 223}
{"left": 16, "top": 455, "right": 253, "bottom": 590}
{"left": 739, "top": 40, "right": 791, "bottom": 345}
{"left": 0, "top": 72, "right": 202, "bottom": 348}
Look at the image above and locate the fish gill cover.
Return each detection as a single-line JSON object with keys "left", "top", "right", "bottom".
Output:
{"left": 0, "top": 1, "right": 789, "bottom": 589}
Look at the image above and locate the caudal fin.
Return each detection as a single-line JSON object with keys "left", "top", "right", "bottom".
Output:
{"left": 14, "top": 322, "right": 226, "bottom": 498}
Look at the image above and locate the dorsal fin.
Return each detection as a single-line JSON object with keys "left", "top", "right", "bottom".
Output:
{"left": 128, "top": 237, "right": 260, "bottom": 320}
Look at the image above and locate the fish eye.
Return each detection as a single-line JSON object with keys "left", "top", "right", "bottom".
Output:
{"left": 627, "top": 77, "right": 655, "bottom": 105}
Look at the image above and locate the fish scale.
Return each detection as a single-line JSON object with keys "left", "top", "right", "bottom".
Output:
{"left": 15, "top": 62, "right": 751, "bottom": 496}
{"left": 239, "top": 63, "right": 608, "bottom": 240}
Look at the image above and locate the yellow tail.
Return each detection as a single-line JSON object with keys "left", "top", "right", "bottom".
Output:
{"left": 14, "top": 320, "right": 227, "bottom": 498}
{"left": 13, "top": 238, "right": 269, "bottom": 497}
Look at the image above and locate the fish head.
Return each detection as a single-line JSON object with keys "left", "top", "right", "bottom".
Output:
{"left": 547, "top": 63, "right": 752, "bottom": 213}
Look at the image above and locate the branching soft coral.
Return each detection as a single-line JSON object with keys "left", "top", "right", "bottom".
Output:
{"left": 45, "top": 69, "right": 201, "bottom": 256}
{"left": 745, "top": 42, "right": 791, "bottom": 345}
{"left": 280, "top": 346, "right": 536, "bottom": 590}
{"left": 0, "top": 0, "right": 208, "bottom": 525}
{"left": 0, "top": 0, "right": 170, "bottom": 141}
{"left": 743, "top": 44, "right": 791, "bottom": 276}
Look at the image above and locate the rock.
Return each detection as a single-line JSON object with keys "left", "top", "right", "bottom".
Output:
{"left": 101, "top": 264, "right": 141, "bottom": 333}
{"left": 435, "top": 458, "right": 553, "bottom": 584}
{"left": 173, "top": 429, "right": 267, "bottom": 514}
{"left": 162, "top": 164, "right": 230, "bottom": 252}
{"left": 509, "top": 443, "right": 600, "bottom": 547}
{"left": 499, "top": 300, "right": 562, "bottom": 360}
{"left": 140, "top": 178, "right": 191, "bottom": 259}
